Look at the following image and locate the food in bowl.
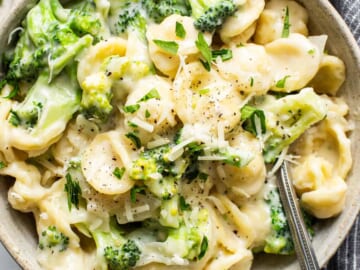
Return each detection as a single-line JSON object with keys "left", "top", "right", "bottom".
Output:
{"left": 0, "top": 0, "right": 352, "bottom": 269}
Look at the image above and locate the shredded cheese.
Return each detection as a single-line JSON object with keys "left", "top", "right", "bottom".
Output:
{"left": 131, "top": 117, "right": 154, "bottom": 132}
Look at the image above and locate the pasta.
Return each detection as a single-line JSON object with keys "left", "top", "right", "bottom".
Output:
{"left": 0, "top": 0, "right": 352, "bottom": 270}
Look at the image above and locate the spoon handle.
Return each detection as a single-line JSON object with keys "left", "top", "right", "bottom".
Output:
{"left": 277, "top": 161, "right": 320, "bottom": 270}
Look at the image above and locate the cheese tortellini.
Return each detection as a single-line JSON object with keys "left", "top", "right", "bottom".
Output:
{"left": 0, "top": 1, "right": 353, "bottom": 270}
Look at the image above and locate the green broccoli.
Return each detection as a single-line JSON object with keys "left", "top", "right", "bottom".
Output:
{"left": 80, "top": 1, "right": 152, "bottom": 122}
{"left": 188, "top": 0, "right": 237, "bottom": 32}
{"left": 104, "top": 240, "right": 141, "bottom": 270}
{"left": 142, "top": 0, "right": 191, "bottom": 23}
{"left": 38, "top": 225, "right": 70, "bottom": 252}
{"left": 244, "top": 88, "right": 327, "bottom": 163}
{"left": 3, "top": 0, "right": 100, "bottom": 82}
{"left": 92, "top": 218, "right": 141, "bottom": 270}
{"left": 129, "top": 144, "right": 180, "bottom": 200}
{"left": 158, "top": 208, "right": 210, "bottom": 260}
{"left": 263, "top": 186, "right": 294, "bottom": 255}
{"left": 159, "top": 195, "right": 181, "bottom": 228}
{"left": 263, "top": 185, "right": 316, "bottom": 255}
{"left": 8, "top": 67, "right": 80, "bottom": 140}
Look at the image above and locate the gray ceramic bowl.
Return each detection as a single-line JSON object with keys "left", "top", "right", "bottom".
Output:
{"left": 0, "top": 1, "right": 359, "bottom": 269}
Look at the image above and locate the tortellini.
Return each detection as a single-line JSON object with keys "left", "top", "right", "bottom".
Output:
{"left": 216, "top": 132, "right": 266, "bottom": 198}
{"left": 0, "top": 1, "right": 354, "bottom": 270}
{"left": 290, "top": 97, "right": 352, "bottom": 218}
{"left": 172, "top": 62, "right": 244, "bottom": 135}
{"left": 147, "top": 14, "right": 212, "bottom": 78}
{"left": 309, "top": 55, "right": 346, "bottom": 96}
{"left": 123, "top": 76, "right": 177, "bottom": 142}
{"left": 220, "top": 0, "right": 265, "bottom": 43}
{"left": 82, "top": 131, "right": 136, "bottom": 195}
{"left": 215, "top": 44, "right": 272, "bottom": 95}
{"left": 77, "top": 37, "right": 127, "bottom": 85}
{"left": 254, "top": 0, "right": 309, "bottom": 44}
{"left": 266, "top": 34, "right": 324, "bottom": 92}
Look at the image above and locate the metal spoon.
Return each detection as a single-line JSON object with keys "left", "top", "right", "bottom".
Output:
{"left": 277, "top": 161, "right": 320, "bottom": 270}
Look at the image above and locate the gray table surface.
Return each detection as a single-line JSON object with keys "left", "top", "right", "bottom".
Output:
{"left": 0, "top": 0, "right": 359, "bottom": 270}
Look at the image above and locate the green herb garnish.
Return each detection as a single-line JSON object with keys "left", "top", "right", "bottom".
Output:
{"left": 130, "top": 186, "right": 146, "bottom": 203}
{"left": 275, "top": 75, "right": 290, "bottom": 88}
{"left": 153, "top": 39, "right": 179, "bottom": 55}
{"left": 125, "top": 132, "right": 142, "bottom": 149}
{"left": 241, "top": 105, "right": 267, "bottom": 136}
{"left": 198, "top": 236, "right": 208, "bottom": 259}
{"left": 0, "top": 161, "right": 6, "bottom": 169}
{"left": 123, "top": 104, "right": 141, "bottom": 114}
{"left": 281, "top": 6, "right": 291, "bottom": 38}
{"left": 196, "top": 32, "right": 212, "bottom": 71}
{"left": 212, "top": 49, "right": 233, "bottom": 61}
{"left": 179, "top": 195, "right": 191, "bottom": 211}
{"left": 175, "top": 21, "right": 186, "bottom": 39}
{"left": 138, "top": 88, "right": 160, "bottom": 102}
{"left": 64, "top": 173, "right": 82, "bottom": 211}
{"left": 113, "top": 167, "right": 126, "bottom": 180}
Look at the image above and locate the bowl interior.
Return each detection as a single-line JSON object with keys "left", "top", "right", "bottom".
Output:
{"left": 0, "top": 1, "right": 359, "bottom": 270}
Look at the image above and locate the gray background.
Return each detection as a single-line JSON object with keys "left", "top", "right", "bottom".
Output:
{"left": 0, "top": 0, "right": 359, "bottom": 269}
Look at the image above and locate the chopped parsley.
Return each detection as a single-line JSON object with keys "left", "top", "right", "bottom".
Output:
{"left": 198, "top": 236, "right": 208, "bottom": 259}
{"left": 0, "top": 161, "right": 6, "bottom": 169}
{"left": 153, "top": 39, "right": 179, "bottom": 55}
{"left": 130, "top": 186, "right": 146, "bottom": 203}
{"left": 179, "top": 195, "right": 191, "bottom": 211}
{"left": 195, "top": 32, "right": 212, "bottom": 71}
{"left": 198, "top": 88, "right": 210, "bottom": 95}
{"left": 212, "top": 49, "right": 233, "bottom": 61}
{"left": 275, "top": 75, "right": 290, "bottom": 88}
{"left": 125, "top": 132, "right": 142, "bottom": 149}
{"left": 128, "top": 121, "right": 138, "bottom": 128}
{"left": 175, "top": 21, "right": 186, "bottom": 39}
{"left": 113, "top": 167, "right": 126, "bottom": 180}
{"left": 123, "top": 104, "right": 141, "bottom": 114}
{"left": 64, "top": 173, "right": 82, "bottom": 211}
{"left": 145, "top": 109, "right": 151, "bottom": 118}
{"left": 241, "top": 105, "right": 267, "bottom": 136}
{"left": 281, "top": 6, "right": 291, "bottom": 38}
{"left": 308, "top": 49, "right": 315, "bottom": 55}
{"left": 138, "top": 88, "right": 160, "bottom": 102}
{"left": 250, "top": 77, "right": 254, "bottom": 87}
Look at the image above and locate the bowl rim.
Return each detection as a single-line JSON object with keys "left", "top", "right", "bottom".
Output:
{"left": 0, "top": 0, "right": 359, "bottom": 269}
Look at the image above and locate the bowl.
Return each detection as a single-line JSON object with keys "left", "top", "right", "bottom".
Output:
{"left": 0, "top": 0, "right": 359, "bottom": 269}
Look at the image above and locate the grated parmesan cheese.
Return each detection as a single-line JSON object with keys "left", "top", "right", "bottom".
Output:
{"left": 131, "top": 117, "right": 154, "bottom": 132}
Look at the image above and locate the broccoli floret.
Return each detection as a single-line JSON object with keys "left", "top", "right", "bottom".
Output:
{"left": 92, "top": 218, "right": 141, "bottom": 270}
{"left": 7, "top": 67, "right": 80, "bottom": 148}
{"left": 104, "top": 240, "right": 141, "bottom": 270}
{"left": 142, "top": 0, "right": 191, "bottom": 23}
{"left": 80, "top": 72, "right": 113, "bottom": 122}
{"left": 263, "top": 186, "right": 316, "bottom": 255}
{"left": 3, "top": 0, "right": 100, "bottom": 81}
{"left": 129, "top": 144, "right": 180, "bottom": 200}
{"left": 247, "top": 88, "right": 327, "bottom": 163}
{"left": 68, "top": 2, "right": 102, "bottom": 37}
{"left": 159, "top": 195, "right": 181, "bottom": 228}
{"left": 80, "top": 1, "right": 151, "bottom": 122}
{"left": 188, "top": 0, "right": 237, "bottom": 32}
{"left": 263, "top": 187, "right": 294, "bottom": 255}
{"left": 163, "top": 208, "right": 209, "bottom": 260}
{"left": 113, "top": 1, "right": 144, "bottom": 35}
{"left": 38, "top": 226, "right": 70, "bottom": 252}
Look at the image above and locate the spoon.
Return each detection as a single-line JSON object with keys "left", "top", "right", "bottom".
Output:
{"left": 277, "top": 161, "right": 320, "bottom": 270}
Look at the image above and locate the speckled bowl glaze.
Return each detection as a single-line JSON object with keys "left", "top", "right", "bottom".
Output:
{"left": 0, "top": 1, "right": 359, "bottom": 269}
